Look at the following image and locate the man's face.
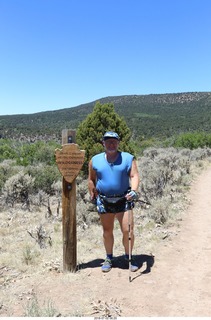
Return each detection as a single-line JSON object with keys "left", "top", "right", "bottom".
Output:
{"left": 103, "top": 138, "right": 119, "bottom": 153}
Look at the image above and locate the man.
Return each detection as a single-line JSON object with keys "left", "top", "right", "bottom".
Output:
{"left": 88, "top": 131, "right": 140, "bottom": 272}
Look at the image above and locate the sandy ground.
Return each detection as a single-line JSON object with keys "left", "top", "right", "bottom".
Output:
{"left": 1, "top": 165, "right": 211, "bottom": 317}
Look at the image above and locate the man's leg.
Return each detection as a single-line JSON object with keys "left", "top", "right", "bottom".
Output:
{"left": 100, "top": 213, "right": 115, "bottom": 272}
{"left": 116, "top": 210, "right": 138, "bottom": 272}
{"left": 100, "top": 213, "right": 115, "bottom": 255}
{"left": 116, "top": 210, "right": 134, "bottom": 254}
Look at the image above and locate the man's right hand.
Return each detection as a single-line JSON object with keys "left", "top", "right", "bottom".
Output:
{"left": 90, "top": 196, "right": 97, "bottom": 204}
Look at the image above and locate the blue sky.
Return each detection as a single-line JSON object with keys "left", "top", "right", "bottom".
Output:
{"left": 0, "top": 0, "right": 211, "bottom": 115}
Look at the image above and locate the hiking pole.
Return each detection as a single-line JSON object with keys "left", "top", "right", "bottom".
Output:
{"left": 128, "top": 208, "right": 132, "bottom": 283}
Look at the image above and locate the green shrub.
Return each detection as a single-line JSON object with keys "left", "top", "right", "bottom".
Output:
{"left": 2, "top": 171, "right": 35, "bottom": 207}
{"left": 0, "top": 140, "right": 17, "bottom": 161}
{"left": 27, "top": 164, "right": 61, "bottom": 194}
{"left": 76, "top": 102, "right": 135, "bottom": 175}
{"left": 0, "top": 160, "right": 21, "bottom": 191}
{"left": 138, "top": 147, "right": 211, "bottom": 224}
{"left": 16, "top": 141, "right": 60, "bottom": 166}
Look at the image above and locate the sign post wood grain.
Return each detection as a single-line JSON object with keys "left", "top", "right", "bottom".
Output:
{"left": 55, "top": 130, "right": 85, "bottom": 272}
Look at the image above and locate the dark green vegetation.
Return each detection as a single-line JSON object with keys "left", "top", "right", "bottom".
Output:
{"left": 76, "top": 102, "right": 136, "bottom": 173}
{"left": 1, "top": 92, "right": 211, "bottom": 142}
{"left": 1, "top": 92, "right": 211, "bottom": 185}
{"left": 0, "top": 139, "right": 61, "bottom": 196}
{"left": 1, "top": 95, "right": 211, "bottom": 227}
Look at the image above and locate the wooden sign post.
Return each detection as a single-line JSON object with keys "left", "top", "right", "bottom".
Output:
{"left": 55, "top": 129, "right": 85, "bottom": 272}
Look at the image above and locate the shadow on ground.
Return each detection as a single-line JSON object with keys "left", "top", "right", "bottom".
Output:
{"left": 78, "top": 258, "right": 104, "bottom": 270}
{"left": 78, "top": 254, "right": 154, "bottom": 274}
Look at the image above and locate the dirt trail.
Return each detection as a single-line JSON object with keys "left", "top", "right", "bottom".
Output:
{"left": 1, "top": 166, "right": 211, "bottom": 317}
{"left": 131, "top": 165, "right": 211, "bottom": 317}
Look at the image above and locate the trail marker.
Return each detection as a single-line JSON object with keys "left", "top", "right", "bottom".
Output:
{"left": 55, "top": 129, "right": 85, "bottom": 271}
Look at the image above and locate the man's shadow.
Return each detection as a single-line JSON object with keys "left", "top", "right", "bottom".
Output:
{"left": 112, "top": 254, "right": 154, "bottom": 274}
{"left": 78, "top": 254, "right": 154, "bottom": 275}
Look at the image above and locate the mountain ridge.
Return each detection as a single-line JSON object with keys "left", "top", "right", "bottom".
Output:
{"left": 1, "top": 91, "right": 211, "bottom": 141}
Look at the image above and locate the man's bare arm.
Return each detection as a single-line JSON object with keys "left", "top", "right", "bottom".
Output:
{"left": 88, "top": 160, "right": 98, "bottom": 200}
{"left": 130, "top": 159, "right": 140, "bottom": 192}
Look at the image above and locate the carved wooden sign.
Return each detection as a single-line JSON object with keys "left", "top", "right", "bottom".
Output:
{"left": 55, "top": 144, "right": 85, "bottom": 183}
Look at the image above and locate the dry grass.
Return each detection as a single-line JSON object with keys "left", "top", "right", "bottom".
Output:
{"left": 0, "top": 197, "right": 171, "bottom": 316}
{"left": 1, "top": 149, "right": 211, "bottom": 316}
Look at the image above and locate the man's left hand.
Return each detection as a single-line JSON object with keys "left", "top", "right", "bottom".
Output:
{"left": 126, "top": 190, "right": 138, "bottom": 201}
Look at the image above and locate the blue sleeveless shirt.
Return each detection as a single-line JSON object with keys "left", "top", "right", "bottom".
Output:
{"left": 92, "top": 151, "right": 134, "bottom": 196}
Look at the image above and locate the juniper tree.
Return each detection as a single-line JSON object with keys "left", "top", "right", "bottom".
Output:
{"left": 76, "top": 102, "right": 135, "bottom": 175}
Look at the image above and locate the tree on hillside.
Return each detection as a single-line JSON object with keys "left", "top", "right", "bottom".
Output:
{"left": 76, "top": 102, "right": 135, "bottom": 175}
